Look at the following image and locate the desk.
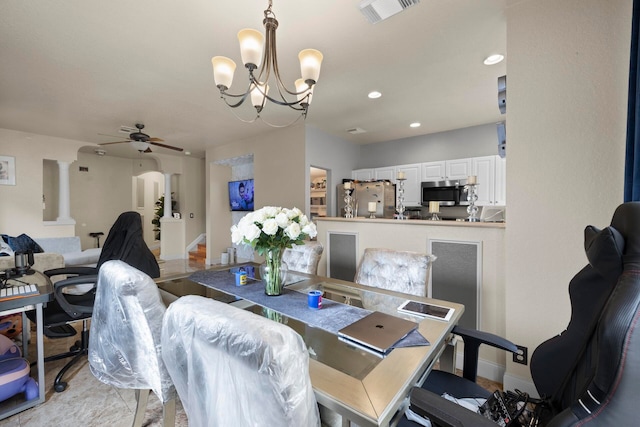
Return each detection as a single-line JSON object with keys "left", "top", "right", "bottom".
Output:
{"left": 159, "top": 266, "right": 464, "bottom": 427}
{"left": 0, "top": 270, "right": 53, "bottom": 419}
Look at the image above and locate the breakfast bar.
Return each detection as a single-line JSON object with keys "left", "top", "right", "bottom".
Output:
{"left": 315, "top": 217, "right": 507, "bottom": 378}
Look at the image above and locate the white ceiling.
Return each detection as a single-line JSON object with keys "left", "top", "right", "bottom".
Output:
{"left": 0, "top": 0, "right": 506, "bottom": 159}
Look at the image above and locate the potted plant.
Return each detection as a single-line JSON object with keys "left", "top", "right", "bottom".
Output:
{"left": 152, "top": 194, "right": 177, "bottom": 240}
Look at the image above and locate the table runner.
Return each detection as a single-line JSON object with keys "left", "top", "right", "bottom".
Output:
{"left": 189, "top": 269, "right": 429, "bottom": 349}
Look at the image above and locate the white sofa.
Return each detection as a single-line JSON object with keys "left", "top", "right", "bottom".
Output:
{"left": 34, "top": 237, "right": 101, "bottom": 267}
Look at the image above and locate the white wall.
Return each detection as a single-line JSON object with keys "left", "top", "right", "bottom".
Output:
{"left": 305, "top": 126, "right": 361, "bottom": 217}
{"left": 0, "top": 127, "right": 206, "bottom": 253}
{"left": 504, "top": 0, "right": 631, "bottom": 391}
{"left": 206, "top": 124, "right": 306, "bottom": 263}
{"left": 0, "top": 128, "right": 85, "bottom": 238}
{"left": 356, "top": 123, "right": 500, "bottom": 168}
{"left": 71, "top": 152, "right": 136, "bottom": 249}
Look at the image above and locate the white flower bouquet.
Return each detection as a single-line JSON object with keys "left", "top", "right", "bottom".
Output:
{"left": 230, "top": 206, "right": 317, "bottom": 255}
{"left": 230, "top": 206, "right": 317, "bottom": 295}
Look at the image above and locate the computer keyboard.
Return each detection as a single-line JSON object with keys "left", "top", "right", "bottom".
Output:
{"left": 0, "top": 284, "right": 40, "bottom": 301}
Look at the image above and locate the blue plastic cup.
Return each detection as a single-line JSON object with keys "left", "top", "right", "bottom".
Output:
{"left": 308, "top": 290, "right": 323, "bottom": 309}
{"left": 234, "top": 271, "right": 247, "bottom": 286}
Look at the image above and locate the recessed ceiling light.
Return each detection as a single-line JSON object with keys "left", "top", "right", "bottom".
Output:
{"left": 483, "top": 54, "right": 504, "bottom": 65}
{"left": 410, "top": 122, "right": 421, "bottom": 128}
{"left": 368, "top": 91, "right": 382, "bottom": 99}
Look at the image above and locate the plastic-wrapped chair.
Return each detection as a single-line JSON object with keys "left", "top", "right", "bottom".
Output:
{"left": 88, "top": 260, "right": 176, "bottom": 427}
{"left": 27, "top": 211, "right": 161, "bottom": 393}
{"left": 354, "top": 248, "right": 436, "bottom": 297}
{"left": 161, "top": 295, "right": 320, "bottom": 427}
{"left": 282, "top": 241, "right": 324, "bottom": 274}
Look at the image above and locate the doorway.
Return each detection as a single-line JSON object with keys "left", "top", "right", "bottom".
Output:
{"left": 310, "top": 166, "right": 328, "bottom": 221}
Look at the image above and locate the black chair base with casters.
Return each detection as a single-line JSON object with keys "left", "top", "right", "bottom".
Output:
{"left": 27, "top": 271, "right": 97, "bottom": 393}
{"left": 39, "top": 317, "right": 90, "bottom": 393}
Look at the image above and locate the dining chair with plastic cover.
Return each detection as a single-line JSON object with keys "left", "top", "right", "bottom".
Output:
{"left": 161, "top": 295, "right": 320, "bottom": 427}
{"left": 30, "top": 211, "right": 161, "bottom": 392}
{"left": 88, "top": 260, "right": 176, "bottom": 427}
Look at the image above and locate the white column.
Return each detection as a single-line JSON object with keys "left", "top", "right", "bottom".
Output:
{"left": 163, "top": 173, "right": 172, "bottom": 218}
{"left": 56, "top": 161, "right": 73, "bottom": 222}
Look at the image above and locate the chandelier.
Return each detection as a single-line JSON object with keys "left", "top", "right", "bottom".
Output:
{"left": 211, "top": 0, "right": 323, "bottom": 127}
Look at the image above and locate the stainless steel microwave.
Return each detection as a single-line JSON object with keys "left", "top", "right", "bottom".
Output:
{"left": 420, "top": 179, "right": 468, "bottom": 206}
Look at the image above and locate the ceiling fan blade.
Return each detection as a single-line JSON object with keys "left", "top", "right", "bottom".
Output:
{"left": 98, "top": 140, "right": 130, "bottom": 145}
{"left": 148, "top": 137, "right": 164, "bottom": 142}
{"left": 149, "top": 141, "right": 184, "bottom": 152}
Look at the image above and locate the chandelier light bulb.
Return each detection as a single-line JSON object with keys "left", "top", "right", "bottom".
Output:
{"left": 299, "top": 49, "right": 323, "bottom": 85}
{"left": 250, "top": 81, "right": 269, "bottom": 110}
{"left": 211, "top": 56, "right": 237, "bottom": 90}
{"left": 238, "top": 29, "right": 264, "bottom": 69}
{"left": 295, "top": 78, "right": 312, "bottom": 105}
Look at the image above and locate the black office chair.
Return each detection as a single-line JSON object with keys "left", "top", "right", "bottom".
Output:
{"left": 30, "top": 211, "right": 160, "bottom": 392}
{"left": 400, "top": 202, "right": 639, "bottom": 426}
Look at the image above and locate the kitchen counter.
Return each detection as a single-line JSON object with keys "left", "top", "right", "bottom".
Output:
{"left": 316, "top": 216, "right": 505, "bottom": 229}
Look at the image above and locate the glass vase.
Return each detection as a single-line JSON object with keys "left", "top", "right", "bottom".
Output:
{"left": 260, "top": 248, "right": 288, "bottom": 296}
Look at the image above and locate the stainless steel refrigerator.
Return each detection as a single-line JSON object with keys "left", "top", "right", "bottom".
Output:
{"left": 337, "top": 181, "right": 396, "bottom": 218}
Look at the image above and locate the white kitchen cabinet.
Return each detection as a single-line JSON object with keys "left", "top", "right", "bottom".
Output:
{"left": 494, "top": 156, "right": 506, "bottom": 205}
{"left": 352, "top": 169, "right": 374, "bottom": 181}
{"left": 421, "top": 161, "right": 446, "bottom": 182}
{"left": 374, "top": 166, "right": 395, "bottom": 181}
{"left": 472, "top": 156, "right": 496, "bottom": 206}
{"left": 396, "top": 163, "right": 421, "bottom": 206}
{"left": 446, "top": 158, "right": 472, "bottom": 180}
{"left": 352, "top": 155, "right": 506, "bottom": 208}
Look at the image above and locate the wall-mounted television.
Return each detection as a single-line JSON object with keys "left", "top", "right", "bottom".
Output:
{"left": 228, "top": 179, "right": 254, "bottom": 211}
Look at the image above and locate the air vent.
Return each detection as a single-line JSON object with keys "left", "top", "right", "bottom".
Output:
{"left": 358, "top": 0, "right": 420, "bottom": 24}
{"left": 119, "top": 125, "right": 137, "bottom": 134}
{"left": 347, "top": 127, "right": 367, "bottom": 135}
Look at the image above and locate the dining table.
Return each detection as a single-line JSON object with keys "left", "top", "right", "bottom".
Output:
{"left": 156, "top": 263, "right": 464, "bottom": 427}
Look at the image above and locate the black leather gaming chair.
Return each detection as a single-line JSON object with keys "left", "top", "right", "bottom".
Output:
{"left": 401, "top": 201, "right": 640, "bottom": 426}
{"left": 30, "top": 211, "right": 160, "bottom": 392}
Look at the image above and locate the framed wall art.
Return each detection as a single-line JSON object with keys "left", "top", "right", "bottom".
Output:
{"left": 0, "top": 156, "right": 16, "bottom": 185}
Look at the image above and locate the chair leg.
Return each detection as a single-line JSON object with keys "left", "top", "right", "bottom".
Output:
{"left": 53, "top": 350, "right": 87, "bottom": 392}
{"left": 45, "top": 320, "right": 90, "bottom": 393}
{"left": 163, "top": 398, "right": 176, "bottom": 427}
{"left": 133, "top": 389, "right": 150, "bottom": 427}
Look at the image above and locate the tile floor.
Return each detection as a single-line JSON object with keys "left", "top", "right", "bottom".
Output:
{"left": 0, "top": 259, "right": 201, "bottom": 427}
{"left": 0, "top": 258, "right": 502, "bottom": 426}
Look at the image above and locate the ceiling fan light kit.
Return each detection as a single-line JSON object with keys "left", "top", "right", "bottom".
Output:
{"left": 211, "top": 0, "right": 323, "bottom": 127}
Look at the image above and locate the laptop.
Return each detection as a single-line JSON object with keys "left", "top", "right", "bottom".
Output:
{"left": 338, "top": 311, "right": 418, "bottom": 355}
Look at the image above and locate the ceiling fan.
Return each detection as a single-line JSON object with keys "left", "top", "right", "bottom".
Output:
{"left": 99, "top": 124, "right": 183, "bottom": 153}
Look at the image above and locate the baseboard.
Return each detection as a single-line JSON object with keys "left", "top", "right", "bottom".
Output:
{"left": 502, "top": 373, "right": 538, "bottom": 397}
{"left": 186, "top": 233, "right": 206, "bottom": 253}
{"left": 159, "top": 253, "right": 187, "bottom": 261}
{"left": 456, "top": 353, "right": 505, "bottom": 384}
